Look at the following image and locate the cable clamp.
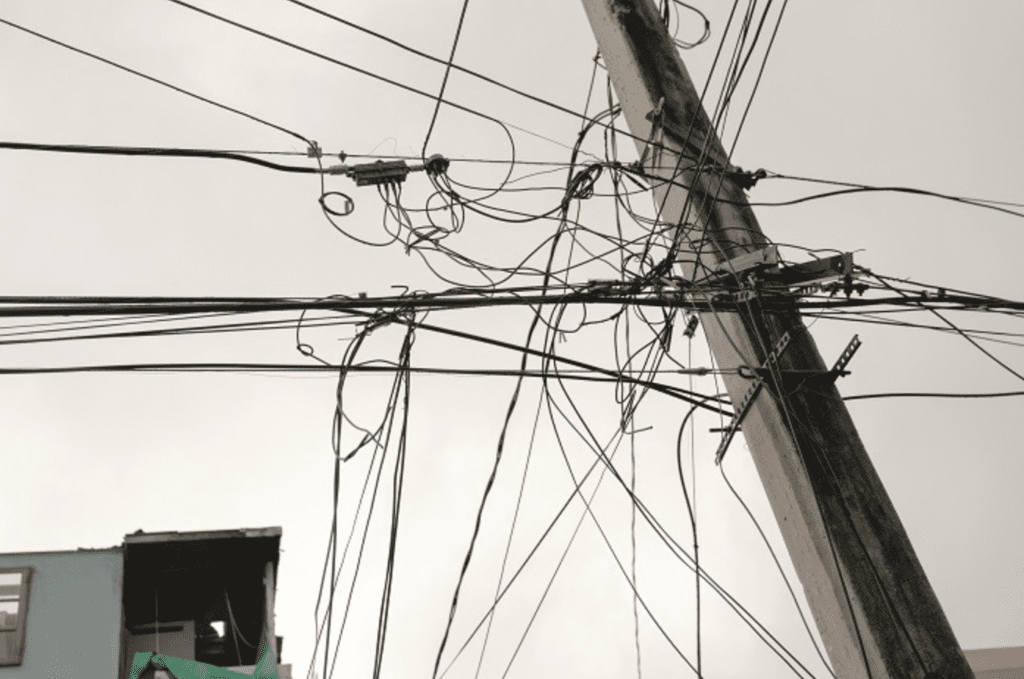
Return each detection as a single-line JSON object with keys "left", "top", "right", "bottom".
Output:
{"left": 726, "top": 165, "right": 767, "bottom": 190}
{"left": 423, "top": 154, "right": 450, "bottom": 176}
{"left": 306, "top": 141, "right": 322, "bottom": 158}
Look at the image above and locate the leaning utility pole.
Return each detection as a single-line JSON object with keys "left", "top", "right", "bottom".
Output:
{"left": 580, "top": 2, "right": 974, "bottom": 679}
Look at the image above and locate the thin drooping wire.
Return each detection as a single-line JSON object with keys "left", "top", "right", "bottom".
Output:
{"left": 436, "top": 433, "right": 619, "bottom": 679}
{"left": 432, "top": 383, "right": 824, "bottom": 679}
{"left": 675, "top": 405, "right": 702, "bottom": 678}
{"left": 526, "top": 375, "right": 703, "bottom": 678}
{"left": 540, "top": 356, "right": 819, "bottom": 679}
{"left": 322, "top": 435, "right": 388, "bottom": 679}
{"left": 846, "top": 390, "right": 1024, "bottom": 401}
{"left": 495, "top": 471, "right": 619, "bottom": 679}
{"left": 304, "top": 426, "right": 381, "bottom": 679}
{"left": 471, "top": 395, "right": 544, "bottom": 679}
{"left": 539, "top": 324, "right": 821, "bottom": 679}
{"left": 553, "top": 345, "right": 830, "bottom": 679}
{"left": 719, "top": 462, "right": 837, "bottom": 678}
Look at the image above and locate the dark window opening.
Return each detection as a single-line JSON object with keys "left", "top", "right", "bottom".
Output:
{"left": 121, "top": 529, "right": 280, "bottom": 673}
{"left": 0, "top": 567, "right": 33, "bottom": 667}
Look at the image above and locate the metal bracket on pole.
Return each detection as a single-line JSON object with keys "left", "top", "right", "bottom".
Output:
{"left": 828, "top": 334, "right": 861, "bottom": 381}
{"left": 715, "top": 331, "right": 791, "bottom": 465}
{"left": 716, "top": 245, "right": 779, "bottom": 278}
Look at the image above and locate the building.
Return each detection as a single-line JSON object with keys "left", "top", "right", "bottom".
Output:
{"left": 0, "top": 527, "right": 290, "bottom": 679}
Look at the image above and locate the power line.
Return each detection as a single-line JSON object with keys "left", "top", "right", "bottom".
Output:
{"left": 163, "top": 0, "right": 592, "bottom": 157}
{"left": 283, "top": 0, "right": 596, "bottom": 128}
{"left": 421, "top": 0, "right": 472, "bottom": 158}
{"left": 0, "top": 16, "right": 312, "bottom": 148}
{"left": 845, "top": 390, "right": 1024, "bottom": 401}
{"left": 0, "top": 140, "right": 321, "bottom": 174}
{"left": 727, "top": 0, "right": 789, "bottom": 156}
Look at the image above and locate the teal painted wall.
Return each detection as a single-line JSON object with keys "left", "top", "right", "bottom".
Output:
{"left": 0, "top": 549, "right": 123, "bottom": 678}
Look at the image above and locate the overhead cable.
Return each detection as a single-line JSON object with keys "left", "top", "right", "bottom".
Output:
{"left": 0, "top": 16, "right": 312, "bottom": 148}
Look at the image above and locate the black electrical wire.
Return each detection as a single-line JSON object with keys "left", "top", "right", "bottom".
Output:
{"left": 0, "top": 140, "right": 321, "bottom": 173}
{"left": 845, "top": 390, "right": 1024, "bottom": 401}
{"left": 751, "top": 179, "right": 1024, "bottom": 221}
{"left": 661, "top": 0, "right": 711, "bottom": 49}
{"left": 636, "top": 166, "right": 1024, "bottom": 223}
{"left": 728, "top": 0, "right": 789, "bottom": 156}
{"left": 675, "top": 405, "right": 703, "bottom": 679}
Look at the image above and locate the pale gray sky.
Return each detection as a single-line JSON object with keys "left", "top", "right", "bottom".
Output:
{"left": 1, "top": 3, "right": 1022, "bottom": 679}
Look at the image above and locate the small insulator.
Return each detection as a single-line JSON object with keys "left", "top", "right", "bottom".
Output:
{"left": 683, "top": 315, "right": 700, "bottom": 338}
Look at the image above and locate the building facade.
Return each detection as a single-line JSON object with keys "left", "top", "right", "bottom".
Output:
{"left": 0, "top": 527, "right": 289, "bottom": 679}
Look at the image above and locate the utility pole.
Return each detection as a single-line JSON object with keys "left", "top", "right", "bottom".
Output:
{"left": 579, "top": 2, "right": 974, "bottom": 679}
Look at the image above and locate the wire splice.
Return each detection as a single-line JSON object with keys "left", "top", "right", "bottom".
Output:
{"left": 324, "top": 155, "right": 449, "bottom": 186}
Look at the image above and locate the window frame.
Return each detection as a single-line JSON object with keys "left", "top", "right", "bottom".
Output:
{"left": 0, "top": 566, "right": 33, "bottom": 667}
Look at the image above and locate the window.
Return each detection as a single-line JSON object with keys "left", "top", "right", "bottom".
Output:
{"left": 0, "top": 567, "right": 32, "bottom": 667}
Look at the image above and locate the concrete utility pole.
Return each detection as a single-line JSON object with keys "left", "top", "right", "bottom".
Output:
{"left": 579, "top": 2, "right": 974, "bottom": 679}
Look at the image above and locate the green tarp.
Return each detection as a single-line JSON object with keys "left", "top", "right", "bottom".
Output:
{"left": 128, "top": 633, "right": 279, "bottom": 679}
{"left": 128, "top": 652, "right": 255, "bottom": 679}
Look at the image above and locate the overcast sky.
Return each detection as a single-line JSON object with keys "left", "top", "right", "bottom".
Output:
{"left": 1, "top": 2, "right": 1023, "bottom": 679}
